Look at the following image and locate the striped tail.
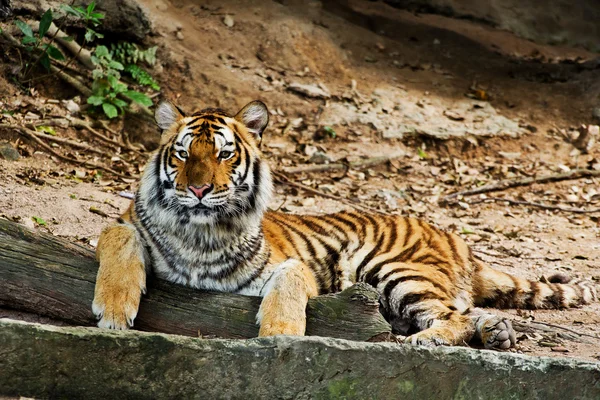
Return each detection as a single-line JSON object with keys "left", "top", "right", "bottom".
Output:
{"left": 473, "top": 262, "right": 598, "bottom": 309}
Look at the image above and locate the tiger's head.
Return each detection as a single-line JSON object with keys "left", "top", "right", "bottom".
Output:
{"left": 141, "top": 100, "right": 273, "bottom": 222}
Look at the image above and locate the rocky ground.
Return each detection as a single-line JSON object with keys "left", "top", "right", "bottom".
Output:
{"left": 1, "top": 0, "right": 599, "bottom": 360}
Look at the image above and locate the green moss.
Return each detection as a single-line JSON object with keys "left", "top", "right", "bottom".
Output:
{"left": 328, "top": 378, "right": 358, "bottom": 399}
{"left": 398, "top": 380, "right": 415, "bottom": 393}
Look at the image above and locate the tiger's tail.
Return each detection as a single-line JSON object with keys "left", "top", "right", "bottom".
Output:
{"left": 473, "top": 262, "right": 597, "bottom": 309}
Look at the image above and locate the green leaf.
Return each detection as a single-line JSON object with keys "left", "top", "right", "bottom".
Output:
{"left": 31, "top": 216, "right": 47, "bottom": 226}
{"left": 61, "top": 4, "right": 84, "bottom": 17}
{"left": 85, "top": 30, "right": 94, "bottom": 42}
{"left": 112, "top": 98, "right": 128, "bottom": 108}
{"left": 87, "top": 95, "right": 104, "bottom": 106}
{"left": 39, "top": 53, "right": 51, "bottom": 71}
{"left": 39, "top": 9, "right": 53, "bottom": 37}
{"left": 102, "top": 103, "right": 118, "bottom": 118}
{"left": 15, "top": 20, "right": 33, "bottom": 38}
{"left": 107, "top": 60, "right": 124, "bottom": 70}
{"left": 460, "top": 227, "right": 475, "bottom": 235}
{"left": 86, "top": 1, "right": 96, "bottom": 15}
{"left": 112, "top": 82, "right": 127, "bottom": 93}
{"left": 91, "top": 12, "right": 105, "bottom": 19}
{"left": 107, "top": 75, "right": 119, "bottom": 88}
{"left": 22, "top": 36, "right": 38, "bottom": 45}
{"left": 123, "top": 90, "right": 152, "bottom": 107}
{"left": 95, "top": 45, "right": 109, "bottom": 58}
{"left": 323, "top": 126, "right": 336, "bottom": 138}
{"left": 47, "top": 45, "right": 65, "bottom": 60}
{"left": 417, "top": 147, "right": 428, "bottom": 160}
{"left": 91, "top": 69, "right": 104, "bottom": 80}
{"left": 35, "top": 125, "right": 57, "bottom": 136}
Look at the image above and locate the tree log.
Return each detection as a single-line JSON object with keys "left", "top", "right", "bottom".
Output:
{"left": 0, "top": 218, "right": 391, "bottom": 341}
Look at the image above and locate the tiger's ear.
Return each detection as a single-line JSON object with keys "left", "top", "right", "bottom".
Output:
{"left": 234, "top": 100, "right": 269, "bottom": 140}
{"left": 155, "top": 101, "right": 186, "bottom": 131}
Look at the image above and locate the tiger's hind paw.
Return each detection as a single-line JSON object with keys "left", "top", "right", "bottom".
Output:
{"left": 481, "top": 317, "right": 516, "bottom": 350}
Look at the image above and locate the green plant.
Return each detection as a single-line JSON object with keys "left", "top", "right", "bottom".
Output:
{"left": 111, "top": 42, "right": 157, "bottom": 65}
{"left": 124, "top": 64, "right": 160, "bottom": 91}
{"left": 111, "top": 42, "right": 160, "bottom": 90}
{"left": 61, "top": 1, "right": 104, "bottom": 43}
{"left": 88, "top": 45, "right": 152, "bottom": 118}
{"left": 14, "top": 9, "right": 65, "bottom": 75}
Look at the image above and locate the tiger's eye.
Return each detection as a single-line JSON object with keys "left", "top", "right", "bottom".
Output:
{"left": 219, "top": 151, "right": 233, "bottom": 160}
{"left": 177, "top": 150, "right": 188, "bottom": 159}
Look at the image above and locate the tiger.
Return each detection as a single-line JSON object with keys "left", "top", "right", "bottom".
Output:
{"left": 92, "top": 100, "right": 598, "bottom": 349}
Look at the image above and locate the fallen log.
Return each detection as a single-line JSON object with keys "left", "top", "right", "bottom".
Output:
{"left": 0, "top": 218, "right": 391, "bottom": 341}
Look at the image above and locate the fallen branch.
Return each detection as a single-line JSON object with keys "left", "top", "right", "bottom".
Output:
{"left": 1, "top": 123, "right": 107, "bottom": 157}
{"left": 512, "top": 320, "right": 598, "bottom": 343}
{"left": 0, "top": 218, "right": 391, "bottom": 341}
{"left": 282, "top": 152, "right": 405, "bottom": 175}
{"left": 468, "top": 197, "right": 600, "bottom": 214}
{"left": 9, "top": 125, "right": 134, "bottom": 178}
{"left": 31, "top": 21, "right": 94, "bottom": 70}
{"left": 272, "top": 171, "right": 383, "bottom": 214}
{"left": 441, "top": 169, "right": 600, "bottom": 203}
{"left": 68, "top": 118, "right": 124, "bottom": 150}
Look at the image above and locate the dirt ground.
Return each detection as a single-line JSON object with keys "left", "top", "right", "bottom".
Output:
{"left": 1, "top": 0, "right": 599, "bottom": 361}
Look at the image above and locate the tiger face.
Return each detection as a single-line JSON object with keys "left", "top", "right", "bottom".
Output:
{"left": 150, "top": 100, "right": 271, "bottom": 219}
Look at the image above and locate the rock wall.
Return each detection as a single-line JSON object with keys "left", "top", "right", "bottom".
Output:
{"left": 1, "top": 319, "right": 599, "bottom": 399}
{"left": 381, "top": 0, "right": 600, "bottom": 52}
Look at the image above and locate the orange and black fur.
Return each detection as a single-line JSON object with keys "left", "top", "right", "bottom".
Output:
{"left": 93, "top": 100, "right": 598, "bottom": 349}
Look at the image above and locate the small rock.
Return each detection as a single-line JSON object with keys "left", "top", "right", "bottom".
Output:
{"left": 21, "top": 218, "right": 36, "bottom": 230}
{"left": 308, "top": 151, "right": 331, "bottom": 164}
{"left": 0, "top": 143, "right": 20, "bottom": 161}
{"left": 176, "top": 31, "right": 185, "bottom": 40}
{"left": 24, "top": 112, "right": 40, "bottom": 120}
{"left": 551, "top": 346, "right": 569, "bottom": 353}
{"left": 498, "top": 151, "right": 521, "bottom": 160}
{"left": 572, "top": 124, "right": 598, "bottom": 153}
{"left": 287, "top": 82, "right": 331, "bottom": 99}
{"left": 223, "top": 15, "right": 235, "bottom": 28}
{"left": 62, "top": 99, "right": 80, "bottom": 114}
{"left": 302, "top": 197, "right": 316, "bottom": 207}
{"left": 592, "top": 107, "right": 600, "bottom": 123}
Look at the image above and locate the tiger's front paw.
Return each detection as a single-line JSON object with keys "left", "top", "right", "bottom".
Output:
{"left": 405, "top": 329, "right": 452, "bottom": 347}
{"left": 258, "top": 318, "right": 305, "bottom": 336}
{"left": 92, "top": 283, "right": 143, "bottom": 330}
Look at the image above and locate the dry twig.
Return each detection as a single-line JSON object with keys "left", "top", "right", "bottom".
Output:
{"left": 468, "top": 197, "right": 600, "bottom": 214}
{"left": 512, "top": 320, "right": 598, "bottom": 342}
{"left": 441, "top": 169, "right": 600, "bottom": 203}
{"left": 282, "top": 153, "right": 405, "bottom": 175}
{"left": 272, "top": 171, "right": 382, "bottom": 214}
{"left": 3, "top": 123, "right": 108, "bottom": 157}
{"left": 9, "top": 125, "right": 134, "bottom": 179}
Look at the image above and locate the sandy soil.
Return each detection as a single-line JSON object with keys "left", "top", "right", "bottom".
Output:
{"left": 1, "top": 0, "right": 599, "bottom": 361}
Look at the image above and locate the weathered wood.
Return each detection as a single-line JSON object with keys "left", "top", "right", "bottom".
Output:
{"left": 0, "top": 218, "right": 391, "bottom": 341}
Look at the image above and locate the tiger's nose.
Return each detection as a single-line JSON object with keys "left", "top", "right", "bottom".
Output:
{"left": 188, "top": 184, "right": 213, "bottom": 199}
